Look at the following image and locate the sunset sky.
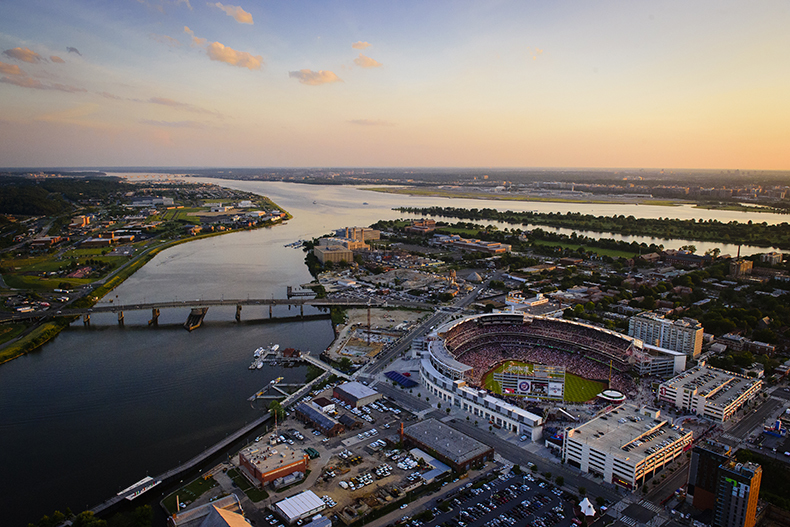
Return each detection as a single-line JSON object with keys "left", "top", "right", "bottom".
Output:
{"left": 1, "top": 0, "right": 788, "bottom": 169}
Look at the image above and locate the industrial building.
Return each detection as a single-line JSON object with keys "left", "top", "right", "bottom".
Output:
{"left": 657, "top": 364, "right": 762, "bottom": 422}
{"left": 274, "top": 490, "right": 327, "bottom": 524}
{"left": 404, "top": 419, "right": 494, "bottom": 472}
{"left": 333, "top": 382, "right": 382, "bottom": 408}
{"left": 294, "top": 402, "right": 344, "bottom": 436}
{"left": 629, "top": 311, "right": 704, "bottom": 358}
{"left": 238, "top": 441, "right": 308, "bottom": 487}
{"left": 168, "top": 495, "right": 245, "bottom": 527}
{"left": 313, "top": 244, "right": 353, "bottom": 264}
{"left": 562, "top": 404, "right": 693, "bottom": 490}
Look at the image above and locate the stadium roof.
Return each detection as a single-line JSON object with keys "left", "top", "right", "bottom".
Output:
{"left": 405, "top": 419, "right": 493, "bottom": 465}
{"left": 336, "top": 381, "right": 378, "bottom": 400}
{"left": 295, "top": 403, "right": 338, "bottom": 431}
{"left": 275, "top": 490, "right": 326, "bottom": 522}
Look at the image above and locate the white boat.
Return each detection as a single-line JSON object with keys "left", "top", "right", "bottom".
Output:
{"left": 256, "top": 361, "right": 263, "bottom": 369}
{"left": 254, "top": 347, "right": 264, "bottom": 358}
{"left": 271, "top": 344, "right": 279, "bottom": 352}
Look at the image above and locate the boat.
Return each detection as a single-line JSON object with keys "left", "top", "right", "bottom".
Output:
{"left": 271, "top": 344, "right": 280, "bottom": 352}
{"left": 257, "top": 361, "right": 263, "bottom": 369}
{"left": 249, "top": 362, "right": 256, "bottom": 370}
{"left": 253, "top": 347, "right": 264, "bottom": 358}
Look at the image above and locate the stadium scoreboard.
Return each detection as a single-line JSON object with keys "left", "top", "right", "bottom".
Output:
{"left": 493, "top": 363, "right": 566, "bottom": 401}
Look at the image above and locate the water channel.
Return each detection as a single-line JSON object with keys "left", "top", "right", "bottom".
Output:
{"left": 0, "top": 179, "right": 785, "bottom": 526}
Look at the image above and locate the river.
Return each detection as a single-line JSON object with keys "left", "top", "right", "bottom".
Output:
{"left": 0, "top": 179, "right": 784, "bottom": 526}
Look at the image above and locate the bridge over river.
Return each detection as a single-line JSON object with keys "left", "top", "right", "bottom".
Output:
{"left": 1, "top": 297, "right": 434, "bottom": 328}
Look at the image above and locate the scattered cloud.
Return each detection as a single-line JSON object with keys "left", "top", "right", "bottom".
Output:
{"left": 147, "top": 96, "right": 220, "bottom": 116}
{"left": 99, "top": 91, "right": 122, "bottom": 99}
{"left": 0, "top": 75, "right": 85, "bottom": 92}
{"left": 288, "top": 69, "right": 342, "bottom": 86}
{"left": 352, "top": 41, "right": 371, "bottom": 50}
{"left": 209, "top": 2, "right": 253, "bottom": 24}
{"left": 0, "top": 61, "right": 23, "bottom": 75}
{"left": 3, "top": 47, "right": 44, "bottom": 63}
{"left": 348, "top": 119, "right": 394, "bottom": 126}
{"left": 206, "top": 41, "right": 262, "bottom": 69}
{"left": 50, "top": 56, "right": 65, "bottom": 63}
{"left": 141, "top": 119, "right": 203, "bottom": 128}
{"left": 531, "top": 48, "right": 543, "bottom": 60}
{"left": 176, "top": 0, "right": 193, "bottom": 10}
{"left": 151, "top": 34, "right": 181, "bottom": 47}
{"left": 354, "top": 54, "right": 382, "bottom": 68}
{"left": 184, "top": 26, "right": 207, "bottom": 47}
{"left": 67, "top": 46, "right": 82, "bottom": 56}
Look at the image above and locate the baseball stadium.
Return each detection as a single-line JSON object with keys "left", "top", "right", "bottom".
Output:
{"left": 418, "top": 313, "right": 666, "bottom": 440}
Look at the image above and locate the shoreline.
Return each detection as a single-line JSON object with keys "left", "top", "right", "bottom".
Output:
{"left": 0, "top": 208, "right": 292, "bottom": 366}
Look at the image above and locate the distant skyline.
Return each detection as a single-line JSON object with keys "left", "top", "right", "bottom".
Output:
{"left": 1, "top": 1, "right": 788, "bottom": 170}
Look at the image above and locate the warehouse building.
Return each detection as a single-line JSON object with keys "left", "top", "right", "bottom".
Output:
{"left": 294, "top": 402, "right": 344, "bottom": 436}
{"left": 238, "top": 441, "right": 308, "bottom": 487}
{"left": 333, "top": 382, "right": 382, "bottom": 408}
{"left": 657, "top": 364, "right": 762, "bottom": 422}
{"left": 404, "top": 419, "right": 494, "bottom": 472}
{"left": 274, "top": 490, "right": 326, "bottom": 524}
{"left": 562, "top": 404, "right": 693, "bottom": 490}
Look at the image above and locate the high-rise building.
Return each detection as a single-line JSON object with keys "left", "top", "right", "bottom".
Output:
{"left": 629, "top": 311, "right": 703, "bottom": 358}
{"left": 688, "top": 442, "right": 733, "bottom": 510}
{"left": 713, "top": 461, "right": 762, "bottom": 527}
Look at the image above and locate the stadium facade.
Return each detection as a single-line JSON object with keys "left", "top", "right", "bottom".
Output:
{"left": 419, "top": 313, "right": 685, "bottom": 442}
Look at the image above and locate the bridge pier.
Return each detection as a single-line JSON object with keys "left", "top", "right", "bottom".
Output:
{"left": 83, "top": 314, "right": 90, "bottom": 327}
{"left": 149, "top": 308, "right": 160, "bottom": 326}
{"left": 117, "top": 311, "right": 124, "bottom": 327}
{"left": 236, "top": 305, "right": 242, "bottom": 322}
{"left": 300, "top": 304, "right": 304, "bottom": 318}
{"left": 269, "top": 305, "right": 272, "bottom": 319}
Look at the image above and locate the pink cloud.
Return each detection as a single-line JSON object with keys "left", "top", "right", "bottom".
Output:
{"left": 288, "top": 69, "right": 342, "bottom": 86}
{"left": 354, "top": 54, "right": 382, "bottom": 68}
{"left": 0, "top": 61, "right": 23, "bottom": 75}
{"left": 206, "top": 41, "right": 262, "bottom": 70}
{"left": 3, "top": 47, "right": 44, "bottom": 63}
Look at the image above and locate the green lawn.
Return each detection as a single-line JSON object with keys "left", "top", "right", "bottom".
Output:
{"left": 0, "top": 323, "right": 27, "bottom": 346}
{"left": 481, "top": 360, "right": 605, "bottom": 402}
{"left": 226, "top": 468, "right": 269, "bottom": 502}
{"left": 162, "top": 476, "right": 219, "bottom": 515}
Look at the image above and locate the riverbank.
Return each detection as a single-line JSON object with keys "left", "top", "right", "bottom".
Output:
{"left": 364, "top": 186, "right": 682, "bottom": 206}
{"left": 0, "top": 208, "right": 291, "bottom": 365}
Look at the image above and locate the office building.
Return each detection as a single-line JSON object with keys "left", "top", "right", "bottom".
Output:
{"left": 688, "top": 442, "right": 733, "bottom": 510}
{"left": 713, "top": 461, "right": 762, "bottom": 527}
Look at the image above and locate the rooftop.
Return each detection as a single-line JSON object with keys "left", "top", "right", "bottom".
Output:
{"left": 275, "top": 490, "right": 326, "bottom": 521}
{"left": 662, "top": 365, "right": 762, "bottom": 408}
{"left": 239, "top": 440, "right": 306, "bottom": 475}
{"left": 336, "top": 381, "right": 379, "bottom": 400}
{"left": 405, "top": 419, "right": 493, "bottom": 464}
{"left": 295, "top": 402, "right": 339, "bottom": 431}
{"left": 567, "top": 404, "right": 692, "bottom": 462}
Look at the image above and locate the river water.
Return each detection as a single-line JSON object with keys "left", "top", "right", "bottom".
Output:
{"left": 0, "top": 180, "right": 785, "bottom": 526}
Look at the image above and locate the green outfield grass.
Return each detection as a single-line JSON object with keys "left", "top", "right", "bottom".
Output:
{"left": 481, "top": 360, "right": 606, "bottom": 403}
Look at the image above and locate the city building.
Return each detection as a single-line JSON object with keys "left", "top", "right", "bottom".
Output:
{"left": 336, "top": 227, "right": 381, "bottom": 241}
{"left": 636, "top": 344, "right": 687, "bottom": 377}
{"left": 760, "top": 252, "right": 782, "bottom": 265}
{"left": 168, "top": 495, "right": 245, "bottom": 527}
{"left": 313, "top": 244, "right": 353, "bottom": 264}
{"left": 714, "top": 461, "right": 762, "bottom": 527}
{"left": 238, "top": 441, "right": 308, "bottom": 486}
{"left": 688, "top": 442, "right": 733, "bottom": 511}
{"left": 318, "top": 237, "right": 368, "bottom": 251}
{"left": 404, "top": 419, "right": 494, "bottom": 471}
{"left": 562, "top": 404, "right": 693, "bottom": 491}
{"left": 729, "top": 259, "right": 754, "bottom": 278}
{"left": 431, "top": 234, "right": 511, "bottom": 254}
{"left": 405, "top": 219, "right": 436, "bottom": 234}
{"left": 657, "top": 364, "right": 762, "bottom": 422}
{"left": 629, "top": 311, "right": 704, "bottom": 358}
{"left": 274, "top": 490, "right": 326, "bottom": 524}
{"left": 311, "top": 397, "right": 335, "bottom": 413}
{"left": 293, "top": 402, "right": 344, "bottom": 436}
{"left": 333, "top": 382, "right": 382, "bottom": 408}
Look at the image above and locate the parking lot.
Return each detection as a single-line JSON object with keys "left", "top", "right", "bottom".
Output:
{"left": 408, "top": 472, "right": 580, "bottom": 527}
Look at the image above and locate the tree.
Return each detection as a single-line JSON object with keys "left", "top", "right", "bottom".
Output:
{"left": 72, "top": 512, "right": 107, "bottom": 527}
{"left": 337, "top": 357, "right": 353, "bottom": 372}
{"left": 578, "top": 486, "right": 586, "bottom": 496}
{"left": 556, "top": 476, "right": 564, "bottom": 486}
{"left": 269, "top": 400, "right": 285, "bottom": 421}
{"left": 595, "top": 496, "right": 605, "bottom": 507}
